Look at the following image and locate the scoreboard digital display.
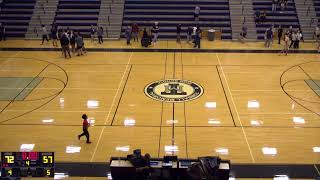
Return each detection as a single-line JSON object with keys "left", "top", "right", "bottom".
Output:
{"left": 1, "top": 152, "right": 54, "bottom": 178}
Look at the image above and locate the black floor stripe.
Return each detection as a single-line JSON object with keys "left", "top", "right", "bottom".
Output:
{"left": 110, "top": 65, "right": 132, "bottom": 126}
{"left": 0, "top": 47, "right": 319, "bottom": 54}
{"left": 216, "top": 66, "right": 236, "bottom": 127}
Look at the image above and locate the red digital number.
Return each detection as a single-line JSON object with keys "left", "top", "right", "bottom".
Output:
{"left": 22, "top": 152, "right": 28, "bottom": 160}
{"left": 22, "top": 152, "right": 38, "bottom": 160}
{"left": 29, "top": 152, "right": 38, "bottom": 160}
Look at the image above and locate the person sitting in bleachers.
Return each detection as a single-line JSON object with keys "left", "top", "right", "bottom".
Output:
{"left": 260, "top": 10, "right": 266, "bottom": 23}
{"left": 141, "top": 28, "right": 151, "bottom": 47}
{"left": 0, "top": 23, "right": 5, "bottom": 41}
{"left": 255, "top": 10, "right": 261, "bottom": 24}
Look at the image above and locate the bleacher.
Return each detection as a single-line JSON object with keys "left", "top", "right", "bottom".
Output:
{"left": 122, "top": 0, "right": 232, "bottom": 39}
{"left": 54, "top": 0, "right": 101, "bottom": 35}
{"left": 314, "top": 0, "right": 320, "bottom": 23}
{"left": 0, "top": 0, "right": 36, "bottom": 37}
{"left": 252, "top": 0, "right": 300, "bottom": 39}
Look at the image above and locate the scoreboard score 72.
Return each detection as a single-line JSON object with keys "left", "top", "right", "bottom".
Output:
{"left": 1, "top": 152, "right": 54, "bottom": 177}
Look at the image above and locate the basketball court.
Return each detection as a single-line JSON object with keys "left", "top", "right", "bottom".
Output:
{"left": 0, "top": 40, "right": 319, "bottom": 179}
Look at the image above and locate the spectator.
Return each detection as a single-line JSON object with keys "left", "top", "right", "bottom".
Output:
{"left": 187, "top": 26, "right": 193, "bottom": 43}
{"left": 260, "top": 10, "right": 266, "bottom": 23}
{"left": 125, "top": 25, "right": 131, "bottom": 45}
{"left": 51, "top": 24, "right": 58, "bottom": 47}
{"left": 60, "top": 31, "right": 71, "bottom": 59}
{"left": 299, "top": 28, "right": 304, "bottom": 42}
{"left": 272, "top": 0, "right": 278, "bottom": 12}
{"left": 194, "top": 26, "right": 201, "bottom": 48}
{"left": 280, "top": 33, "right": 290, "bottom": 55}
{"left": 70, "top": 30, "right": 76, "bottom": 53}
{"left": 132, "top": 23, "right": 139, "bottom": 42}
{"left": 176, "top": 24, "right": 181, "bottom": 43}
{"left": 315, "top": 26, "right": 320, "bottom": 40}
{"left": 255, "top": 10, "right": 261, "bottom": 24}
{"left": 151, "top": 22, "right": 159, "bottom": 44}
{"left": 239, "top": 23, "right": 247, "bottom": 43}
{"left": 296, "top": 30, "right": 302, "bottom": 48}
{"left": 265, "top": 28, "right": 273, "bottom": 48}
{"left": 90, "top": 25, "right": 96, "bottom": 42}
{"left": 41, "top": 25, "right": 49, "bottom": 45}
{"left": 277, "top": 25, "right": 283, "bottom": 44}
{"left": 141, "top": 28, "right": 151, "bottom": 47}
{"left": 290, "top": 31, "right": 298, "bottom": 49}
{"left": 97, "top": 27, "right": 104, "bottom": 44}
{"left": 0, "top": 23, "right": 5, "bottom": 41}
{"left": 75, "top": 32, "right": 84, "bottom": 56}
{"left": 194, "top": 6, "right": 200, "bottom": 22}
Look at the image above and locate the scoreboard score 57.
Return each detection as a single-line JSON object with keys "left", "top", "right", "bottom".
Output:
{"left": 1, "top": 152, "right": 54, "bottom": 178}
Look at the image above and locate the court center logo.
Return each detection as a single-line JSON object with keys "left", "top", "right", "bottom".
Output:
{"left": 144, "top": 79, "right": 203, "bottom": 102}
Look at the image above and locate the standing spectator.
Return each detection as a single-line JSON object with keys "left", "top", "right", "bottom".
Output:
{"left": 296, "top": 30, "right": 302, "bottom": 49}
{"left": 75, "top": 32, "right": 84, "bottom": 56}
{"left": 90, "top": 25, "right": 96, "bottom": 42}
{"left": 69, "top": 30, "right": 76, "bottom": 53}
{"left": 272, "top": 0, "right": 278, "bottom": 12}
{"left": 141, "top": 28, "right": 151, "bottom": 47}
{"left": 97, "top": 27, "right": 104, "bottom": 44}
{"left": 51, "top": 24, "right": 58, "bottom": 47}
{"left": 280, "top": 33, "right": 290, "bottom": 55}
{"left": 255, "top": 10, "right": 261, "bottom": 24}
{"left": 125, "top": 25, "right": 131, "bottom": 45}
{"left": 132, "top": 23, "right": 139, "bottom": 42}
{"left": 265, "top": 28, "right": 273, "bottom": 48}
{"left": 151, "top": 22, "right": 159, "bottom": 44}
{"left": 41, "top": 25, "right": 49, "bottom": 45}
{"left": 277, "top": 25, "right": 283, "bottom": 44}
{"left": 298, "top": 28, "right": 304, "bottom": 42}
{"left": 194, "top": 6, "right": 200, "bottom": 22}
{"left": 260, "top": 10, "right": 266, "bottom": 23}
{"left": 315, "top": 26, "right": 320, "bottom": 40}
{"left": 0, "top": 23, "right": 5, "bottom": 41}
{"left": 187, "top": 26, "right": 193, "bottom": 43}
{"left": 290, "top": 31, "right": 298, "bottom": 49}
{"left": 194, "top": 26, "right": 201, "bottom": 48}
{"left": 176, "top": 24, "right": 181, "bottom": 43}
{"left": 60, "top": 31, "right": 71, "bottom": 59}
{"left": 239, "top": 23, "right": 248, "bottom": 43}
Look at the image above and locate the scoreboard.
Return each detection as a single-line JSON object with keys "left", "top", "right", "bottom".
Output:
{"left": 1, "top": 152, "right": 54, "bottom": 178}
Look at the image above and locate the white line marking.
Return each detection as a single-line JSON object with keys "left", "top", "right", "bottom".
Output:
{"left": 89, "top": 52, "right": 134, "bottom": 162}
{"left": 215, "top": 53, "right": 255, "bottom": 163}
{"left": 314, "top": 164, "right": 320, "bottom": 176}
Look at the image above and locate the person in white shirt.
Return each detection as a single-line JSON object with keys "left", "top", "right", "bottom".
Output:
{"left": 41, "top": 25, "right": 49, "bottom": 45}
{"left": 194, "top": 6, "right": 200, "bottom": 22}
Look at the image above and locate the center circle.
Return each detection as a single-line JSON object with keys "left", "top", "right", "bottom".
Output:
{"left": 144, "top": 79, "right": 204, "bottom": 102}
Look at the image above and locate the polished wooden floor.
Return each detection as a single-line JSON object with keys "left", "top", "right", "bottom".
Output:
{"left": 0, "top": 40, "right": 319, "bottom": 170}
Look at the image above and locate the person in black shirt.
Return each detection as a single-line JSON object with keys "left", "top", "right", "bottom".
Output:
{"left": 187, "top": 26, "right": 192, "bottom": 43}
{"left": 51, "top": 24, "right": 58, "bottom": 47}
{"left": 278, "top": 25, "right": 283, "bottom": 44}
{"left": 0, "top": 23, "right": 5, "bottom": 41}
{"left": 194, "top": 26, "right": 202, "bottom": 48}
{"left": 176, "top": 24, "right": 182, "bottom": 43}
{"left": 60, "top": 31, "right": 71, "bottom": 59}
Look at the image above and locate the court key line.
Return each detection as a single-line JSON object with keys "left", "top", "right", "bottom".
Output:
{"left": 89, "top": 51, "right": 134, "bottom": 163}
{"left": 215, "top": 53, "right": 256, "bottom": 163}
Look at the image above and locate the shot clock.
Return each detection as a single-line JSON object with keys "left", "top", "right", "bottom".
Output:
{"left": 1, "top": 152, "right": 54, "bottom": 178}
